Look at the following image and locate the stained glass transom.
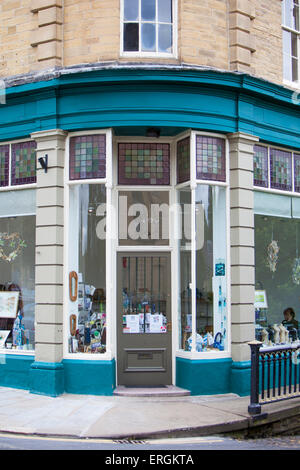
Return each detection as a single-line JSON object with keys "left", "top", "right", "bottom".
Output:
{"left": 69, "top": 135, "right": 106, "bottom": 180}
{"left": 254, "top": 145, "right": 268, "bottom": 187}
{"left": 294, "top": 154, "right": 300, "bottom": 192}
{"left": 196, "top": 136, "right": 226, "bottom": 182}
{"left": 0, "top": 145, "right": 9, "bottom": 187}
{"left": 270, "top": 148, "right": 292, "bottom": 191}
{"left": 118, "top": 143, "right": 170, "bottom": 185}
{"left": 177, "top": 138, "right": 190, "bottom": 184}
{"left": 11, "top": 141, "right": 37, "bottom": 185}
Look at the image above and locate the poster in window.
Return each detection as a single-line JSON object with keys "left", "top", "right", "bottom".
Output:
{"left": 0, "top": 292, "right": 19, "bottom": 318}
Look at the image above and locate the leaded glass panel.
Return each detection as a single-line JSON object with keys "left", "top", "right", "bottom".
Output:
{"left": 177, "top": 137, "right": 190, "bottom": 184}
{"left": 69, "top": 134, "right": 106, "bottom": 180}
{"left": 0, "top": 145, "right": 9, "bottom": 187}
{"left": 11, "top": 141, "right": 36, "bottom": 186}
{"left": 196, "top": 136, "right": 226, "bottom": 182}
{"left": 118, "top": 143, "right": 170, "bottom": 185}
{"left": 254, "top": 145, "right": 268, "bottom": 187}
{"left": 270, "top": 148, "right": 292, "bottom": 191}
{"left": 294, "top": 153, "right": 300, "bottom": 192}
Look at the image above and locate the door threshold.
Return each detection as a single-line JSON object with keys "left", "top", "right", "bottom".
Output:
{"left": 113, "top": 385, "right": 191, "bottom": 397}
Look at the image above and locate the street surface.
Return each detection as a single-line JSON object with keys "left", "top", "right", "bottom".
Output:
{"left": 0, "top": 433, "right": 299, "bottom": 451}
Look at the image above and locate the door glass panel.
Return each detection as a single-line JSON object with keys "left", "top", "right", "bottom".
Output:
{"left": 121, "top": 256, "right": 168, "bottom": 334}
{"left": 119, "top": 191, "right": 169, "bottom": 246}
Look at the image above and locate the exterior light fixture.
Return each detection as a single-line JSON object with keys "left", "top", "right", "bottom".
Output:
{"left": 38, "top": 154, "right": 48, "bottom": 173}
{"left": 146, "top": 127, "right": 161, "bottom": 138}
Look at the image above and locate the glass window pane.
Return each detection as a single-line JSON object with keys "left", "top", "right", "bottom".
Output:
{"left": 141, "top": 0, "right": 156, "bottom": 20}
{"left": 118, "top": 191, "right": 169, "bottom": 246}
{"left": 283, "top": 0, "right": 294, "bottom": 27}
{"left": 141, "top": 22, "right": 156, "bottom": 51}
{"left": 0, "top": 189, "right": 36, "bottom": 217}
{"left": 195, "top": 185, "right": 227, "bottom": 352}
{"left": 178, "top": 187, "right": 192, "bottom": 350}
{"left": 255, "top": 215, "right": 300, "bottom": 344}
{"left": 124, "top": 0, "right": 139, "bottom": 21}
{"left": 68, "top": 184, "right": 106, "bottom": 354}
{"left": 293, "top": 1, "right": 299, "bottom": 30}
{"left": 158, "top": 24, "right": 172, "bottom": 53}
{"left": 121, "top": 255, "right": 169, "bottom": 334}
{"left": 124, "top": 23, "right": 139, "bottom": 51}
{"left": 158, "top": 0, "right": 172, "bottom": 22}
{"left": 0, "top": 214, "right": 36, "bottom": 351}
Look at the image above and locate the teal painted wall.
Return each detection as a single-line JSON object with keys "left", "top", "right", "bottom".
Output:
{"left": 63, "top": 359, "right": 116, "bottom": 396}
{"left": 176, "top": 357, "right": 233, "bottom": 395}
{"left": 0, "top": 354, "right": 34, "bottom": 390}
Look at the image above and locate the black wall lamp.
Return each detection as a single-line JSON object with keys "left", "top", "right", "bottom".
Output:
{"left": 38, "top": 154, "right": 48, "bottom": 173}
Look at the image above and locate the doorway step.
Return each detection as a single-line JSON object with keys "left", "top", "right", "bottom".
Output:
{"left": 113, "top": 385, "right": 190, "bottom": 397}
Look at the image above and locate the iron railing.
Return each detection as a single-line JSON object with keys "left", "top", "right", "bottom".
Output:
{"left": 248, "top": 340, "right": 300, "bottom": 415}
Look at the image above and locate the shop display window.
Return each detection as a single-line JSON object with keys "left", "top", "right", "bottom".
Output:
{"left": 178, "top": 184, "right": 227, "bottom": 353}
{"left": 196, "top": 136, "right": 226, "bottom": 182}
{"left": 68, "top": 184, "right": 107, "bottom": 354}
{"left": 253, "top": 145, "right": 268, "bottom": 188}
{"left": 255, "top": 211, "right": 300, "bottom": 347}
{"left": 177, "top": 137, "right": 190, "bottom": 184}
{"left": 118, "top": 143, "right": 170, "bottom": 185}
{"left": 178, "top": 187, "right": 192, "bottom": 350}
{"left": 69, "top": 135, "right": 106, "bottom": 181}
{"left": 0, "top": 189, "right": 36, "bottom": 351}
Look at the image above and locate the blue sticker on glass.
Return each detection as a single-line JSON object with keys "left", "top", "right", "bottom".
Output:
{"left": 215, "top": 263, "right": 225, "bottom": 276}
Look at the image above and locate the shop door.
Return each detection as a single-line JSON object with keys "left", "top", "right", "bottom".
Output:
{"left": 117, "top": 253, "right": 172, "bottom": 386}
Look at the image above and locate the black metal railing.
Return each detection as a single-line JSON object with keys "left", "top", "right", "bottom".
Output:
{"left": 248, "top": 340, "right": 300, "bottom": 415}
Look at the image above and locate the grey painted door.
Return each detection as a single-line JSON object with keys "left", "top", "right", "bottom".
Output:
{"left": 117, "top": 253, "right": 172, "bottom": 386}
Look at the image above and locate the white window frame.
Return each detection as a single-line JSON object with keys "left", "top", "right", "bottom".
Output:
{"left": 120, "top": 0, "right": 178, "bottom": 59}
{"left": 282, "top": 0, "right": 300, "bottom": 88}
{"left": 175, "top": 131, "right": 231, "bottom": 360}
{"left": 64, "top": 129, "right": 114, "bottom": 361}
{"left": 254, "top": 142, "right": 300, "bottom": 197}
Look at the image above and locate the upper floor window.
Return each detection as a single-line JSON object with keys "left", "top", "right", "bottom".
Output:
{"left": 121, "top": 0, "right": 175, "bottom": 56}
{"left": 282, "top": 0, "right": 300, "bottom": 84}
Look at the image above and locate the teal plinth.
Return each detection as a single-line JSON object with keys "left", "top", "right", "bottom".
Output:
{"left": 29, "top": 361, "right": 65, "bottom": 397}
{"left": 63, "top": 359, "right": 116, "bottom": 396}
{"left": 176, "top": 356, "right": 233, "bottom": 395}
{"left": 230, "top": 361, "right": 252, "bottom": 396}
{"left": 0, "top": 354, "right": 34, "bottom": 390}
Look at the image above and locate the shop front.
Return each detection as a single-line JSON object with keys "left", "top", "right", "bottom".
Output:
{"left": 0, "top": 66, "right": 298, "bottom": 397}
{"left": 63, "top": 131, "right": 230, "bottom": 392}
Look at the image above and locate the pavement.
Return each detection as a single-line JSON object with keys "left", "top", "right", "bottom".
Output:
{"left": 0, "top": 386, "right": 300, "bottom": 440}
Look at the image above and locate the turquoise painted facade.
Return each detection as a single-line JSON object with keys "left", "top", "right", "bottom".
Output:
{"left": 0, "top": 66, "right": 299, "bottom": 397}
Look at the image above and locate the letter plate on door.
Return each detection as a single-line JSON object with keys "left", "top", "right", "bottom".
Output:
{"left": 124, "top": 348, "right": 166, "bottom": 372}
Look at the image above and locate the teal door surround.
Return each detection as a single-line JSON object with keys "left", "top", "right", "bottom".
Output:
{"left": 0, "top": 65, "right": 299, "bottom": 150}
